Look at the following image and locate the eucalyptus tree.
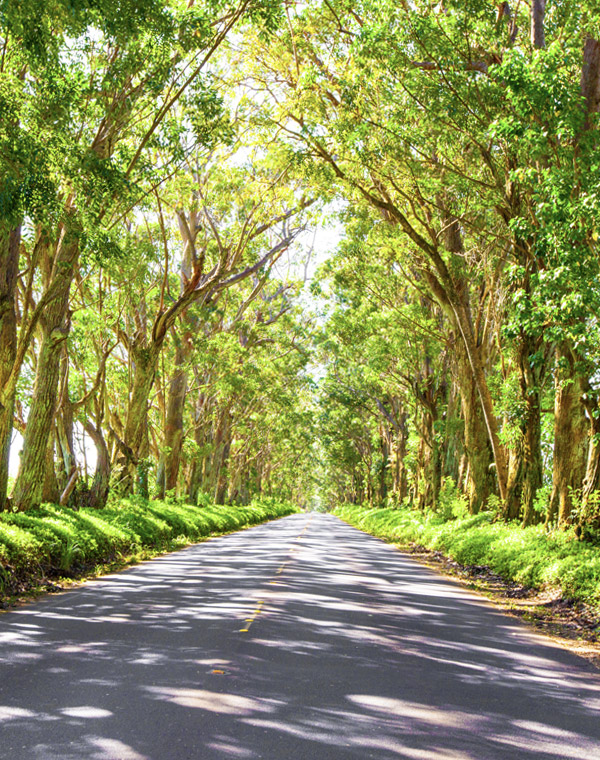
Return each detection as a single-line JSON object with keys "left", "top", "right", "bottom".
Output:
{"left": 316, "top": 220, "right": 459, "bottom": 510}
{"left": 240, "top": 0, "right": 600, "bottom": 526}
{"left": 238, "top": 0, "right": 520, "bottom": 508}
{"left": 1, "top": 0, "right": 287, "bottom": 510}
{"left": 108, "top": 157, "right": 310, "bottom": 496}
{"left": 139, "top": 263, "right": 316, "bottom": 504}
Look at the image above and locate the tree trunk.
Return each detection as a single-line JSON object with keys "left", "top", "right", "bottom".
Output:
{"left": 503, "top": 336, "right": 545, "bottom": 525}
{"left": 0, "top": 226, "right": 21, "bottom": 508}
{"left": 84, "top": 421, "right": 111, "bottom": 509}
{"left": 579, "top": 401, "right": 600, "bottom": 528}
{"left": 520, "top": 396, "right": 543, "bottom": 527}
{"left": 186, "top": 392, "right": 211, "bottom": 504}
{"left": 118, "top": 343, "right": 160, "bottom": 494}
{"left": 453, "top": 297, "right": 508, "bottom": 501}
{"left": 547, "top": 348, "right": 588, "bottom": 526}
{"left": 157, "top": 340, "right": 188, "bottom": 498}
{"left": 443, "top": 381, "right": 461, "bottom": 484}
{"left": 378, "top": 426, "right": 390, "bottom": 503}
{"left": 56, "top": 348, "right": 77, "bottom": 491}
{"left": 531, "top": 0, "right": 545, "bottom": 49}
{"left": 581, "top": 37, "right": 600, "bottom": 127}
{"left": 42, "top": 429, "right": 61, "bottom": 504}
{"left": 12, "top": 226, "right": 79, "bottom": 511}
{"left": 416, "top": 411, "right": 440, "bottom": 510}
{"left": 518, "top": 336, "right": 544, "bottom": 527}
{"left": 453, "top": 340, "right": 493, "bottom": 514}
{"left": 214, "top": 411, "right": 232, "bottom": 505}
{"left": 505, "top": 441, "right": 523, "bottom": 521}
{"left": 391, "top": 411, "right": 409, "bottom": 502}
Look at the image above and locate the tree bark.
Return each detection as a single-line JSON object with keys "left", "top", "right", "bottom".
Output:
{"left": 186, "top": 390, "right": 213, "bottom": 504}
{"left": 0, "top": 225, "right": 21, "bottom": 508}
{"left": 502, "top": 334, "right": 545, "bottom": 525}
{"left": 214, "top": 410, "right": 232, "bottom": 505}
{"left": 12, "top": 225, "right": 79, "bottom": 511}
{"left": 580, "top": 413, "right": 600, "bottom": 527}
{"left": 42, "top": 429, "right": 61, "bottom": 504}
{"left": 451, "top": 295, "right": 508, "bottom": 501}
{"left": 157, "top": 340, "right": 188, "bottom": 498}
{"left": 84, "top": 421, "right": 111, "bottom": 509}
{"left": 531, "top": 0, "right": 545, "bottom": 49}
{"left": 453, "top": 340, "right": 493, "bottom": 514}
{"left": 519, "top": 394, "right": 543, "bottom": 527}
{"left": 504, "top": 442, "right": 523, "bottom": 521}
{"left": 415, "top": 409, "right": 441, "bottom": 510}
{"left": 56, "top": 347, "right": 77, "bottom": 490}
{"left": 118, "top": 342, "right": 160, "bottom": 493}
{"left": 581, "top": 38, "right": 600, "bottom": 127}
{"left": 547, "top": 346, "right": 587, "bottom": 526}
{"left": 391, "top": 410, "right": 409, "bottom": 502}
{"left": 518, "top": 336, "right": 544, "bottom": 526}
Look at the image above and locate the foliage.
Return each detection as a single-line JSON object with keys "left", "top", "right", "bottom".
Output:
{"left": 335, "top": 504, "right": 600, "bottom": 606}
{"left": 0, "top": 497, "right": 298, "bottom": 598}
{"left": 4, "top": 0, "right": 600, "bottom": 583}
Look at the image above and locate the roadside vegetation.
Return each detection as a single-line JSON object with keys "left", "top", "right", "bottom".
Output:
{"left": 335, "top": 502, "right": 600, "bottom": 607}
{"left": 0, "top": 497, "right": 297, "bottom": 602}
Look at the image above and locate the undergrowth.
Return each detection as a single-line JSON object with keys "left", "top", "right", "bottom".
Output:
{"left": 334, "top": 504, "right": 600, "bottom": 607}
{"left": 0, "top": 496, "right": 297, "bottom": 601}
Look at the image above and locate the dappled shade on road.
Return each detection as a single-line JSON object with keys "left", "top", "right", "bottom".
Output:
{"left": 0, "top": 514, "right": 599, "bottom": 759}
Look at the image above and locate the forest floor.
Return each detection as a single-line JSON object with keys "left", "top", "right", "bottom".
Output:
{"left": 401, "top": 542, "right": 600, "bottom": 669}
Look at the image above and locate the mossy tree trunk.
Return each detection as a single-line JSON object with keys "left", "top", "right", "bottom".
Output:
{"left": 453, "top": 340, "right": 494, "bottom": 514}
{"left": 546, "top": 347, "right": 587, "bottom": 525}
{"left": 214, "top": 409, "right": 232, "bottom": 505}
{"left": 84, "top": 421, "right": 111, "bottom": 509}
{"left": 156, "top": 339, "right": 189, "bottom": 498}
{"left": 391, "top": 410, "right": 409, "bottom": 502}
{"left": 56, "top": 346, "right": 77, "bottom": 491}
{"left": 0, "top": 225, "right": 21, "bottom": 508}
{"left": 579, "top": 396, "right": 600, "bottom": 529}
{"left": 117, "top": 341, "right": 161, "bottom": 494}
{"left": 504, "top": 334, "right": 546, "bottom": 526}
{"left": 42, "top": 429, "right": 60, "bottom": 504}
{"left": 415, "top": 407, "right": 441, "bottom": 511}
{"left": 12, "top": 225, "right": 79, "bottom": 511}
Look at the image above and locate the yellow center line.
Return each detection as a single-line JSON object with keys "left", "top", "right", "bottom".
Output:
{"left": 238, "top": 515, "right": 312, "bottom": 633}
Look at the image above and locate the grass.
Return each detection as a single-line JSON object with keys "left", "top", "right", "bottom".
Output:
{"left": 334, "top": 504, "right": 600, "bottom": 607}
{"left": 0, "top": 496, "right": 298, "bottom": 601}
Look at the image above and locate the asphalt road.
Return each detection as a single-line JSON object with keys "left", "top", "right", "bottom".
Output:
{"left": 1, "top": 513, "right": 600, "bottom": 760}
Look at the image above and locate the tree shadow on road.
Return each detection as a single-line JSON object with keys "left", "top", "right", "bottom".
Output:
{"left": 1, "top": 514, "right": 599, "bottom": 759}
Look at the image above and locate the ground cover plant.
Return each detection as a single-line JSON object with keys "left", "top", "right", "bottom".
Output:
{"left": 334, "top": 504, "right": 600, "bottom": 608}
{"left": 0, "top": 498, "right": 297, "bottom": 602}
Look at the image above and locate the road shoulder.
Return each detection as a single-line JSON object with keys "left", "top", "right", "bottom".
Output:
{"left": 395, "top": 541, "right": 600, "bottom": 669}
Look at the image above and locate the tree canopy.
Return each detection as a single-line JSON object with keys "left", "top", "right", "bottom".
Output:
{"left": 1, "top": 0, "right": 600, "bottom": 544}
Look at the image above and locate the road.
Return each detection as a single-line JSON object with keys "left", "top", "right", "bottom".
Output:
{"left": 0, "top": 512, "right": 599, "bottom": 759}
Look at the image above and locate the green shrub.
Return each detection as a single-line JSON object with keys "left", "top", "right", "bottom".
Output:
{"left": 0, "top": 497, "right": 299, "bottom": 597}
{"left": 334, "top": 503, "right": 600, "bottom": 606}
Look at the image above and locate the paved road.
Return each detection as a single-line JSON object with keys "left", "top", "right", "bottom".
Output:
{"left": 1, "top": 513, "right": 600, "bottom": 759}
